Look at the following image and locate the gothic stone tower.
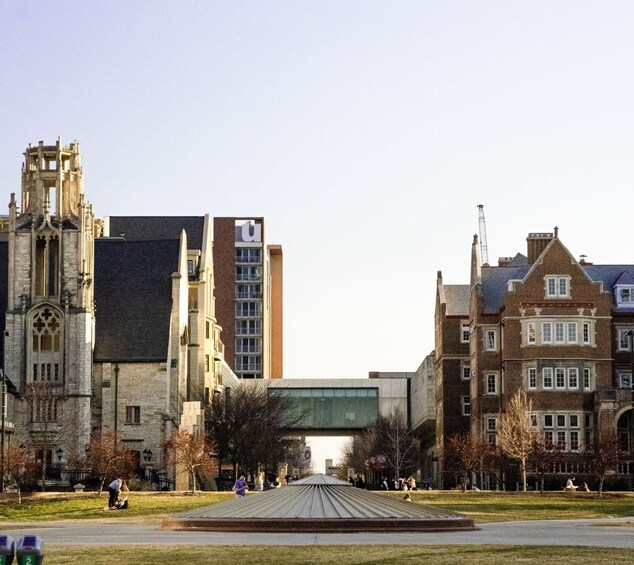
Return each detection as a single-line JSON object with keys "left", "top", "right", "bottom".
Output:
{"left": 5, "top": 139, "right": 95, "bottom": 464}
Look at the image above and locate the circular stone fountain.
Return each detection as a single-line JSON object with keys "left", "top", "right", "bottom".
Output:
{"left": 163, "top": 474, "right": 476, "bottom": 532}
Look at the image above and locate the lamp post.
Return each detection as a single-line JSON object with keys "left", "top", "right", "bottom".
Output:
{"left": 1, "top": 330, "right": 8, "bottom": 493}
{"left": 627, "top": 330, "right": 634, "bottom": 486}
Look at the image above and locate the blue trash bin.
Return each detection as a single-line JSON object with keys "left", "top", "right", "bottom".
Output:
{"left": 15, "top": 536, "right": 43, "bottom": 565}
{"left": 0, "top": 534, "right": 15, "bottom": 565}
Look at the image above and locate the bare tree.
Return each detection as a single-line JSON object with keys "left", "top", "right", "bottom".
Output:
{"left": 163, "top": 429, "right": 216, "bottom": 493}
{"left": 5, "top": 444, "right": 38, "bottom": 503}
{"left": 23, "top": 381, "right": 65, "bottom": 492}
{"left": 528, "top": 435, "right": 563, "bottom": 493}
{"left": 85, "top": 431, "right": 136, "bottom": 495}
{"left": 443, "top": 432, "right": 496, "bottom": 491}
{"left": 206, "top": 382, "right": 301, "bottom": 479}
{"left": 587, "top": 428, "right": 621, "bottom": 497}
{"left": 497, "top": 388, "right": 536, "bottom": 492}
{"left": 344, "top": 409, "right": 419, "bottom": 482}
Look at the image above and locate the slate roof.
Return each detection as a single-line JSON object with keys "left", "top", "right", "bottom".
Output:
{"left": 93, "top": 238, "right": 180, "bottom": 362}
{"left": 481, "top": 264, "right": 530, "bottom": 314}
{"left": 165, "top": 474, "right": 475, "bottom": 532}
{"left": 108, "top": 216, "right": 204, "bottom": 248}
{"left": 480, "top": 263, "right": 634, "bottom": 313}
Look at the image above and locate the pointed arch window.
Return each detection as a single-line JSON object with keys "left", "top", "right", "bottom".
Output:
{"left": 30, "top": 307, "right": 63, "bottom": 384}
{"left": 35, "top": 232, "right": 60, "bottom": 297}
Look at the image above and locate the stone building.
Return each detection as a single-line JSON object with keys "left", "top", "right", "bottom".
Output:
{"left": 436, "top": 230, "right": 634, "bottom": 489}
{"left": 0, "top": 140, "right": 239, "bottom": 489}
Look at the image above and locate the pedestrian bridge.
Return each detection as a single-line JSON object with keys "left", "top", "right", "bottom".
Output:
{"left": 266, "top": 378, "right": 409, "bottom": 436}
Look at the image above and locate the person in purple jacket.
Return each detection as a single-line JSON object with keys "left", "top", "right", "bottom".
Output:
{"left": 233, "top": 473, "right": 249, "bottom": 498}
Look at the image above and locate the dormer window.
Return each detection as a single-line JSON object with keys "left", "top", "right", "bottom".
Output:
{"left": 545, "top": 276, "right": 570, "bottom": 298}
{"left": 617, "top": 286, "right": 634, "bottom": 306}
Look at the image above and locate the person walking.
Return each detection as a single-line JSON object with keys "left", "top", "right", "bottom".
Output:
{"left": 233, "top": 473, "right": 249, "bottom": 498}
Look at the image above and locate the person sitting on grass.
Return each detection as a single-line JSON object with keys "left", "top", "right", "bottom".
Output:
{"left": 564, "top": 476, "right": 578, "bottom": 491}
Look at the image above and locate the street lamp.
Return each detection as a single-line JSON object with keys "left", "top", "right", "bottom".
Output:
{"left": 143, "top": 449, "right": 153, "bottom": 463}
{"left": 1, "top": 330, "right": 9, "bottom": 493}
{"left": 56, "top": 448, "right": 63, "bottom": 463}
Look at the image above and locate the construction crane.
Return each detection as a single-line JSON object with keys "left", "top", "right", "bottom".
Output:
{"left": 477, "top": 204, "right": 489, "bottom": 266}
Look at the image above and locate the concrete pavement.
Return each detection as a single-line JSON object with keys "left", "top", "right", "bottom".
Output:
{"left": 0, "top": 517, "right": 632, "bottom": 548}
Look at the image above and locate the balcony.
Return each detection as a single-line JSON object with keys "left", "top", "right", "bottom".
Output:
{"left": 235, "top": 344, "right": 262, "bottom": 354}
{"left": 235, "top": 256, "right": 262, "bottom": 264}
{"left": 236, "top": 363, "right": 262, "bottom": 372}
{"left": 236, "top": 292, "right": 263, "bottom": 299}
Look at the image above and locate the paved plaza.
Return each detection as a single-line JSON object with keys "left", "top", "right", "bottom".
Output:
{"left": 0, "top": 517, "right": 632, "bottom": 548}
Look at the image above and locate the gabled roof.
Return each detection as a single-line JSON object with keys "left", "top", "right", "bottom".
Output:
{"left": 443, "top": 285, "right": 470, "bottom": 316}
{"left": 108, "top": 216, "right": 204, "bottom": 249}
{"left": 613, "top": 269, "right": 634, "bottom": 286}
{"left": 93, "top": 239, "right": 180, "bottom": 362}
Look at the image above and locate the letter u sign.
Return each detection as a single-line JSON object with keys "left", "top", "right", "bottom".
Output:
{"left": 241, "top": 223, "right": 262, "bottom": 243}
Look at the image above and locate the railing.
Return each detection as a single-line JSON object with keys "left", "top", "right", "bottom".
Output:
{"left": 236, "top": 292, "right": 263, "bottom": 299}
{"left": 235, "top": 274, "right": 262, "bottom": 282}
{"left": 235, "top": 257, "right": 262, "bottom": 264}
{"left": 235, "top": 345, "right": 262, "bottom": 353}
{"left": 236, "top": 363, "right": 262, "bottom": 371}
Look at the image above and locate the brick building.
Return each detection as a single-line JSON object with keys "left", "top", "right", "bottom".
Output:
{"left": 436, "top": 230, "right": 634, "bottom": 489}
{"left": 213, "top": 218, "right": 283, "bottom": 379}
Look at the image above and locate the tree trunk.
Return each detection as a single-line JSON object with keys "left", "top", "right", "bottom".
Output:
{"left": 598, "top": 477, "right": 604, "bottom": 497}
{"left": 41, "top": 461, "right": 47, "bottom": 492}
{"left": 521, "top": 459, "right": 527, "bottom": 492}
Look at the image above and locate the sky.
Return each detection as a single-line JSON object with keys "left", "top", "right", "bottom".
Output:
{"left": 3, "top": 2, "right": 634, "bottom": 465}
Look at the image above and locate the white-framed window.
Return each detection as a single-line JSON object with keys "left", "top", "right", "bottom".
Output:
{"left": 542, "top": 322, "right": 552, "bottom": 344}
{"left": 485, "top": 373, "right": 498, "bottom": 395}
{"left": 567, "top": 368, "right": 579, "bottom": 389}
{"left": 527, "top": 322, "right": 536, "bottom": 344}
{"left": 554, "top": 322, "right": 565, "bottom": 343}
{"left": 545, "top": 276, "right": 570, "bottom": 298}
{"left": 618, "top": 329, "right": 632, "bottom": 351}
{"left": 619, "top": 372, "right": 632, "bottom": 389}
{"left": 461, "top": 322, "right": 470, "bottom": 343}
{"left": 583, "top": 368, "right": 592, "bottom": 390}
{"left": 461, "top": 362, "right": 471, "bottom": 381}
{"left": 530, "top": 413, "right": 538, "bottom": 427}
{"left": 544, "top": 430, "right": 554, "bottom": 447}
{"left": 528, "top": 367, "right": 537, "bottom": 389}
{"left": 539, "top": 411, "right": 585, "bottom": 451}
{"left": 486, "top": 416, "right": 497, "bottom": 444}
{"left": 583, "top": 322, "right": 591, "bottom": 345}
{"left": 617, "top": 286, "right": 634, "bottom": 305}
{"left": 539, "top": 366, "right": 582, "bottom": 391}
{"left": 462, "top": 396, "right": 471, "bottom": 416}
{"left": 567, "top": 322, "right": 578, "bottom": 343}
{"left": 484, "top": 329, "right": 497, "bottom": 351}
{"left": 555, "top": 368, "right": 566, "bottom": 389}
{"left": 542, "top": 367, "right": 553, "bottom": 389}
{"left": 235, "top": 302, "right": 262, "bottom": 318}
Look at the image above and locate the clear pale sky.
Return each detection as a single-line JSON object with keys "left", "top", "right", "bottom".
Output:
{"left": 2, "top": 2, "right": 634, "bottom": 465}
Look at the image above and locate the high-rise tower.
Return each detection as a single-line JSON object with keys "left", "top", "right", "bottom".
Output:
{"left": 5, "top": 139, "right": 95, "bottom": 462}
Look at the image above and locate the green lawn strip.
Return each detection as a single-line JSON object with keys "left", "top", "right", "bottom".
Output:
{"left": 44, "top": 545, "right": 634, "bottom": 565}
{"left": 1, "top": 491, "right": 632, "bottom": 524}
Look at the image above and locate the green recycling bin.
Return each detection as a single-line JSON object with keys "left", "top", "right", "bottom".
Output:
{"left": 0, "top": 534, "right": 15, "bottom": 565}
{"left": 15, "top": 536, "right": 43, "bottom": 565}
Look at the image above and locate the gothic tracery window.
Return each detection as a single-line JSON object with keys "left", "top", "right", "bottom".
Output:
{"left": 31, "top": 307, "right": 62, "bottom": 384}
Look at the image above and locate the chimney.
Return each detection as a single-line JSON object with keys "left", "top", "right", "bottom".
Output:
{"left": 526, "top": 232, "right": 554, "bottom": 264}
{"left": 498, "top": 257, "right": 513, "bottom": 267}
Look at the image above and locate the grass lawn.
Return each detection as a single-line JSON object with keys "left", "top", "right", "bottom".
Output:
{"left": 0, "top": 489, "right": 632, "bottom": 524}
{"left": 44, "top": 545, "right": 634, "bottom": 564}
